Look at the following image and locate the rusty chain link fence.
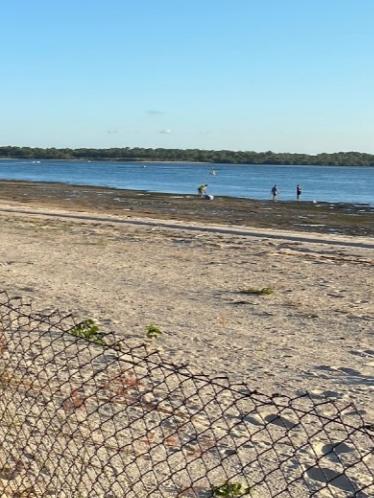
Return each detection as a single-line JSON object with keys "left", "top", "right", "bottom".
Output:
{"left": 0, "top": 291, "right": 372, "bottom": 497}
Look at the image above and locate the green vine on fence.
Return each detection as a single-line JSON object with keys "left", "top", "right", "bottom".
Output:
{"left": 212, "top": 481, "right": 250, "bottom": 497}
{"left": 69, "top": 319, "right": 105, "bottom": 345}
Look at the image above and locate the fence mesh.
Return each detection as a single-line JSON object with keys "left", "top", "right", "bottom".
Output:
{"left": 0, "top": 291, "right": 372, "bottom": 497}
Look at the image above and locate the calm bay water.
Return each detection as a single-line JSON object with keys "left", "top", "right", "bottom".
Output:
{"left": 0, "top": 159, "right": 373, "bottom": 205}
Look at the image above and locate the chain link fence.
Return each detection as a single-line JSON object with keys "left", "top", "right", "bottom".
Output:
{"left": 0, "top": 291, "right": 372, "bottom": 497}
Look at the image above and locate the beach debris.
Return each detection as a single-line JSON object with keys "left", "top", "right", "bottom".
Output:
{"left": 239, "top": 287, "right": 273, "bottom": 296}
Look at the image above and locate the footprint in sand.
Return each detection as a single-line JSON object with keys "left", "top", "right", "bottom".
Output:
{"left": 310, "top": 365, "right": 374, "bottom": 387}
{"left": 264, "top": 414, "right": 298, "bottom": 430}
{"left": 305, "top": 466, "right": 367, "bottom": 496}
{"left": 312, "top": 440, "right": 354, "bottom": 463}
{"left": 320, "top": 442, "right": 353, "bottom": 460}
{"left": 241, "top": 414, "right": 264, "bottom": 426}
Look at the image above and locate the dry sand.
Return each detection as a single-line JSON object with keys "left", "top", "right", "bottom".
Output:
{"left": 0, "top": 200, "right": 372, "bottom": 421}
{"left": 0, "top": 196, "right": 373, "bottom": 497}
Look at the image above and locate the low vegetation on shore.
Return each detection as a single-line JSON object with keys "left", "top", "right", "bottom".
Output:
{"left": 1, "top": 146, "right": 374, "bottom": 166}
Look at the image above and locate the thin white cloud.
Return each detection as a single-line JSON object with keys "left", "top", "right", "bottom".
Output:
{"left": 159, "top": 128, "right": 172, "bottom": 134}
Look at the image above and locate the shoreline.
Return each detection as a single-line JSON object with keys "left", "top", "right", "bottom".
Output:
{"left": 1, "top": 155, "right": 374, "bottom": 168}
{"left": 1, "top": 176, "right": 374, "bottom": 206}
{"left": 0, "top": 179, "right": 373, "bottom": 237}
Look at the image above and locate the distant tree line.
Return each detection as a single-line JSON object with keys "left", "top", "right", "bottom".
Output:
{"left": 1, "top": 146, "right": 374, "bottom": 166}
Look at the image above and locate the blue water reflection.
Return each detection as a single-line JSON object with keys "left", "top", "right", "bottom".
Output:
{"left": 0, "top": 160, "right": 372, "bottom": 205}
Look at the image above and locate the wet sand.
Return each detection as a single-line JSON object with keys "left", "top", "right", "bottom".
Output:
{"left": 0, "top": 180, "right": 373, "bottom": 237}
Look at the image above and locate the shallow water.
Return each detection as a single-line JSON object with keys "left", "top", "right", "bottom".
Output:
{"left": 0, "top": 159, "right": 373, "bottom": 205}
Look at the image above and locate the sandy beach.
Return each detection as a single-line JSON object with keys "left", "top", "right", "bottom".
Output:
{"left": 0, "top": 183, "right": 373, "bottom": 496}
{"left": 3, "top": 4, "right": 374, "bottom": 493}
{"left": 0, "top": 183, "right": 372, "bottom": 420}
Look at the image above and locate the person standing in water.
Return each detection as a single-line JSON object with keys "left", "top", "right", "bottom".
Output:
{"left": 296, "top": 184, "right": 302, "bottom": 200}
{"left": 271, "top": 184, "right": 278, "bottom": 201}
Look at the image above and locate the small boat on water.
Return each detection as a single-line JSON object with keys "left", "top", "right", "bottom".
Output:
{"left": 209, "top": 169, "right": 217, "bottom": 176}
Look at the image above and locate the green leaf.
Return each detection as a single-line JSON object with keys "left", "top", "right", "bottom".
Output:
{"left": 146, "top": 324, "right": 162, "bottom": 338}
{"left": 212, "top": 482, "right": 248, "bottom": 497}
{"left": 69, "top": 319, "right": 105, "bottom": 345}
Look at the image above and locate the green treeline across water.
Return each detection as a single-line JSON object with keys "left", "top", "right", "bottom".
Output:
{"left": 1, "top": 146, "right": 374, "bottom": 166}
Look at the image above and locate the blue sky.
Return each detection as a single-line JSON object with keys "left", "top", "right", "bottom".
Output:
{"left": 1, "top": 0, "right": 373, "bottom": 153}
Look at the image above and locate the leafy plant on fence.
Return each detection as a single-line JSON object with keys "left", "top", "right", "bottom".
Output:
{"left": 212, "top": 481, "right": 249, "bottom": 497}
{"left": 69, "top": 319, "right": 105, "bottom": 345}
{"left": 146, "top": 323, "right": 162, "bottom": 338}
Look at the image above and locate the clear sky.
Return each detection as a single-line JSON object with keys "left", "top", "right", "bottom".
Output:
{"left": 1, "top": 0, "right": 373, "bottom": 153}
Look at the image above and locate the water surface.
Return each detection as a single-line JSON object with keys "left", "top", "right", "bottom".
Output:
{"left": 0, "top": 160, "right": 373, "bottom": 205}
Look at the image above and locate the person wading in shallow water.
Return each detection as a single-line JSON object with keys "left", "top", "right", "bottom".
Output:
{"left": 296, "top": 184, "right": 302, "bottom": 200}
{"left": 271, "top": 184, "right": 278, "bottom": 201}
